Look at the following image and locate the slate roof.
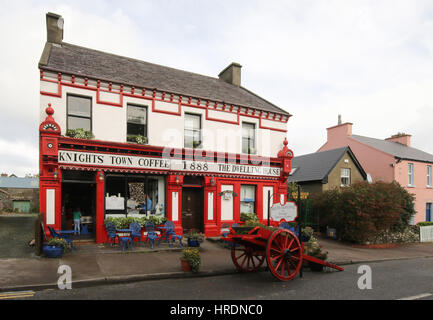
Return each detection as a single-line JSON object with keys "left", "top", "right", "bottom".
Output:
{"left": 351, "top": 135, "right": 433, "bottom": 163}
{"left": 287, "top": 147, "right": 366, "bottom": 183}
{"left": 0, "top": 177, "right": 39, "bottom": 189}
{"left": 40, "top": 42, "right": 290, "bottom": 116}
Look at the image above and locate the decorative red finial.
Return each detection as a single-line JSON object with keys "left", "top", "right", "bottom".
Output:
{"left": 283, "top": 137, "right": 288, "bottom": 146}
{"left": 46, "top": 103, "right": 54, "bottom": 116}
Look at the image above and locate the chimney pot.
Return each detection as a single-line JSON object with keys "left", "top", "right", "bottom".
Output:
{"left": 385, "top": 133, "right": 411, "bottom": 147}
{"left": 218, "top": 62, "right": 242, "bottom": 86}
{"left": 46, "top": 12, "right": 63, "bottom": 44}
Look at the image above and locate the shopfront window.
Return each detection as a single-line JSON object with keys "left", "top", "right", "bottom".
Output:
{"left": 240, "top": 185, "right": 256, "bottom": 215}
{"left": 105, "top": 174, "right": 165, "bottom": 217}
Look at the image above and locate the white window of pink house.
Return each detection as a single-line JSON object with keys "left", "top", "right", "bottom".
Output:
{"left": 427, "top": 165, "right": 432, "bottom": 187}
{"left": 408, "top": 163, "right": 414, "bottom": 187}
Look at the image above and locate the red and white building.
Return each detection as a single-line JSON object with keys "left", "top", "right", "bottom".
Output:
{"left": 38, "top": 13, "right": 294, "bottom": 242}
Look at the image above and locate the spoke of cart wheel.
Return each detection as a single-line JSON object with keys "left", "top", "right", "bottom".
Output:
{"left": 284, "top": 234, "right": 289, "bottom": 249}
{"left": 240, "top": 255, "right": 247, "bottom": 268}
{"left": 270, "top": 247, "right": 282, "bottom": 255}
{"left": 271, "top": 253, "right": 283, "bottom": 262}
{"left": 236, "top": 252, "right": 246, "bottom": 259}
{"left": 290, "top": 246, "right": 300, "bottom": 252}
{"left": 287, "top": 238, "right": 294, "bottom": 250}
{"left": 280, "top": 258, "right": 286, "bottom": 275}
{"left": 275, "top": 256, "right": 284, "bottom": 271}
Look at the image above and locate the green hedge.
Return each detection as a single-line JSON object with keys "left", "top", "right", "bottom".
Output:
{"left": 417, "top": 222, "right": 433, "bottom": 227}
{"left": 311, "top": 181, "right": 415, "bottom": 243}
{"left": 103, "top": 215, "right": 167, "bottom": 229}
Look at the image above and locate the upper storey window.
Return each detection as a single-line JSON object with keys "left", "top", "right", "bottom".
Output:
{"left": 67, "top": 95, "right": 92, "bottom": 131}
{"left": 242, "top": 122, "right": 256, "bottom": 154}
{"left": 427, "top": 165, "right": 432, "bottom": 187}
{"left": 408, "top": 163, "right": 414, "bottom": 187}
{"left": 127, "top": 104, "right": 147, "bottom": 143}
{"left": 184, "top": 113, "right": 202, "bottom": 149}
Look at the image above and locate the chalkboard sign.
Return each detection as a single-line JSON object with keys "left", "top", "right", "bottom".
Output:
{"left": 270, "top": 202, "right": 298, "bottom": 222}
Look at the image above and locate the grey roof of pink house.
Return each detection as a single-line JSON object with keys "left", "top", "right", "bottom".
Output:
{"left": 351, "top": 135, "right": 433, "bottom": 163}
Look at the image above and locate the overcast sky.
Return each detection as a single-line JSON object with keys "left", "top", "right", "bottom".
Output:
{"left": 1, "top": 0, "right": 433, "bottom": 176}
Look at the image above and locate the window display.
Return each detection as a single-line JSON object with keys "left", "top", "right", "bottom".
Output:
{"left": 105, "top": 174, "right": 165, "bottom": 217}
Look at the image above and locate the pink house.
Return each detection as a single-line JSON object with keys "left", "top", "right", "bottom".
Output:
{"left": 318, "top": 118, "right": 433, "bottom": 224}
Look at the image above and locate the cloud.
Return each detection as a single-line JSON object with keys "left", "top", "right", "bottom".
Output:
{"left": 1, "top": 0, "right": 433, "bottom": 176}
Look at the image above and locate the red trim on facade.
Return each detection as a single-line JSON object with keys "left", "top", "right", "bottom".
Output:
{"left": 40, "top": 72, "right": 289, "bottom": 132}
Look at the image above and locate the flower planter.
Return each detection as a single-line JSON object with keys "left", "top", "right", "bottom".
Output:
{"left": 180, "top": 258, "right": 192, "bottom": 272}
{"left": 43, "top": 245, "right": 64, "bottom": 258}
{"left": 187, "top": 238, "right": 200, "bottom": 247}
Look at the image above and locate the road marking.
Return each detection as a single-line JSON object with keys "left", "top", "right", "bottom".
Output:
{"left": 0, "top": 290, "right": 35, "bottom": 299}
{"left": 397, "top": 293, "right": 433, "bottom": 300}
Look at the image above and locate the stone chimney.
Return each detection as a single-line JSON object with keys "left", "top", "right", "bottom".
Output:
{"left": 46, "top": 12, "right": 63, "bottom": 44}
{"left": 218, "top": 62, "right": 242, "bottom": 86}
{"left": 385, "top": 133, "right": 411, "bottom": 147}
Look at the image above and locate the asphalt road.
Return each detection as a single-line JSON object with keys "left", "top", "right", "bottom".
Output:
{"left": 8, "top": 257, "right": 433, "bottom": 301}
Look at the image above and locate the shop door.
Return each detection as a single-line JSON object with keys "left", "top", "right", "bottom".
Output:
{"left": 181, "top": 188, "right": 203, "bottom": 232}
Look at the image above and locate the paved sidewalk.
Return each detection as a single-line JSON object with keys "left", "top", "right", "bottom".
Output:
{"left": 2, "top": 236, "right": 433, "bottom": 292}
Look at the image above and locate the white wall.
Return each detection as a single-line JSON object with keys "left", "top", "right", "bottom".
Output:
{"left": 40, "top": 74, "right": 288, "bottom": 157}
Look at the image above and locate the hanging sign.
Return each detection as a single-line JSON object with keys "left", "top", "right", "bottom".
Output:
{"left": 270, "top": 202, "right": 298, "bottom": 222}
{"left": 58, "top": 150, "right": 281, "bottom": 177}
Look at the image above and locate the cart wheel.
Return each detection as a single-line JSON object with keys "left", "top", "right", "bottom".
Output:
{"left": 266, "top": 229, "right": 303, "bottom": 281}
{"left": 231, "top": 244, "right": 265, "bottom": 272}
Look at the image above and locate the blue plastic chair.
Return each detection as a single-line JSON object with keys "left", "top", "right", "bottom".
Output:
{"left": 164, "top": 220, "right": 183, "bottom": 248}
{"left": 144, "top": 221, "right": 160, "bottom": 249}
{"left": 130, "top": 222, "right": 142, "bottom": 243}
{"left": 48, "top": 226, "right": 74, "bottom": 250}
{"left": 104, "top": 222, "right": 118, "bottom": 247}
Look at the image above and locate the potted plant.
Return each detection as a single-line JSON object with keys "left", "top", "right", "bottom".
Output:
{"left": 185, "top": 230, "right": 204, "bottom": 247}
{"left": 65, "top": 128, "right": 94, "bottom": 139}
{"left": 303, "top": 234, "right": 328, "bottom": 272}
{"left": 127, "top": 134, "right": 148, "bottom": 145}
{"left": 43, "top": 238, "right": 68, "bottom": 258}
{"left": 180, "top": 248, "right": 201, "bottom": 272}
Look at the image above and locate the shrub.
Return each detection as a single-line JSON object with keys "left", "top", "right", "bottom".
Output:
{"left": 127, "top": 134, "right": 148, "bottom": 144}
{"left": 103, "top": 215, "right": 167, "bottom": 229}
{"left": 311, "top": 181, "right": 416, "bottom": 244}
{"left": 303, "top": 235, "right": 327, "bottom": 261}
{"left": 240, "top": 212, "right": 258, "bottom": 222}
{"left": 417, "top": 222, "right": 433, "bottom": 227}
{"left": 47, "top": 238, "right": 68, "bottom": 249}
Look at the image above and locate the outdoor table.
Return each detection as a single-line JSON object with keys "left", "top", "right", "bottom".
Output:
{"left": 116, "top": 229, "right": 133, "bottom": 251}
{"left": 155, "top": 226, "right": 170, "bottom": 243}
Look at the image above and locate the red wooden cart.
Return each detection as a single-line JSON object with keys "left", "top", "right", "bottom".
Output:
{"left": 222, "top": 226, "right": 344, "bottom": 281}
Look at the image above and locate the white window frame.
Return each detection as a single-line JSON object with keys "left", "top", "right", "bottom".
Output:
{"left": 242, "top": 122, "right": 256, "bottom": 155}
{"left": 408, "top": 163, "right": 415, "bottom": 187}
{"left": 340, "top": 168, "right": 351, "bottom": 187}
{"left": 427, "top": 165, "right": 432, "bottom": 188}
{"left": 184, "top": 113, "right": 202, "bottom": 149}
